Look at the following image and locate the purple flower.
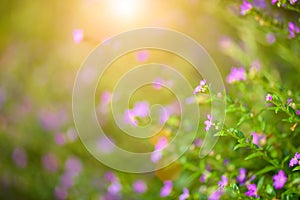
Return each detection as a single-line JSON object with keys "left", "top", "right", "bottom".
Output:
{"left": 289, "top": 152, "right": 300, "bottom": 167}
{"left": 288, "top": 22, "right": 300, "bottom": 39}
{"left": 151, "top": 137, "right": 168, "bottom": 163}
{"left": 136, "top": 50, "right": 149, "bottom": 62}
{"left": 273, "top": 170, "right": 287, "bottom": 189}
{"left": 208, "top": 190, "right": 223, "bottom": 200}
{"left": 65, "top": 156, "right": 82, "bottom": 178}
{"left": 287, "top": 98, "right": 293, "bottom": 105}
{"left": 72, "top": 29, "right": 84, "bottom": 44}
{"left": 132, "top": 101, "right": 150, "bottom": 118}
{"left": 98, "top": 91, "right": 112, "bottom": 114}
{"left": 179, "top": 188, "right": 189, "bottom": 200}
{"left": 12, "top": 147, "right": 27, "bottom": 168}
{"left": 153, "top": 77, "right": 164, "bottom": 90}
{"left": 251, "top": 132, "right": 266, "bottom": 147}
{"left": 240, "top": 1, "right": 253, "bottom": 15}
{"left": 133, "top": 180, "right": 147, "bottom": 194}
{"left": 266, "top": 33, "right": 276, "bottom": 44}
{"left": 124, "top": 109, "right": 138, "bottom": 127}
{"left": 105, "top": 172, "right": 117, "bottom": 182}
{"left": 42, "top": 153, "right": 58, "bottom": 172}
{"left": 193, "top": 79, "right": 208, "bottom": 94}
{"left": 290, "top": 0, "right": 298, "bottom": 5}
{"left": 204, "top": 114, "right": 213, "bottom": 132}
{"left": 245, "top": 184, "right": 259, "bottom": 198}
{"left": 55, "top": 133, "right": 66, "bottom": 146}
{"left": 55, "top": 186, "right": 68, "bottom": 200}
{"left": 60, "top": 173, "right": 74, "bottom": 189}
{"left": 265, "top": 94, "right": 273, "bottom": 102}
{"left": 237, "top": 168, "right": 247, "bottom": 184}
{"left": 108, "top": 181, "right": 122, "bottom": 194}
{"left": 253, "top": 0, "right": 267, "bottom": 8}
{"left": 160, "top": 180, "right": 172, "bottom": 197}
{"left": 296, "top": 110, "right": 300, "bottom": 115}
{"left": 200, "top": 174, "right": 207, "bottom": 182}
{"left": 272, "top": 0, "right": 278, "bottom": 4}
{"left": 218, "top": 175, "right": 228, "bottom": 189}
{"left": 226, "top": 67, "right": 246, "bottom": 83}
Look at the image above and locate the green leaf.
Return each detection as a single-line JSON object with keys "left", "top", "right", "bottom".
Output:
{"left": 265, "top": 184, "right": 275, "bottom": 195}
{"left": 257, "top": 176, "right": 265, "bottom": 190}
{"left": 244, "top": 152, "right": 264, "bottom": 160}
{"left": 233, "top": 143, "right": 249, "bottom": 151}
{"left": 292, "top": 166, "right": 300, "bottom": 171}
{"left": 255, "top": 166, "right": 277, "bottom": 176}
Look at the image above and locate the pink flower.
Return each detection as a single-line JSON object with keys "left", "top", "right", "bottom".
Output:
{"left": 72, "top": 29, "right": 84, "bottom": 44}
{"left": 132, "top": 101, "right": 150, "bottom": 118}
{"left": 296, "top": 110, "right": 300, "bottom": 115}
{"left": 237, "top": 168, "right": 247, "bottom": 184}
{"left": 124, "top": 109, "right": 138, "bottom": 127}
{"left": 133, "top": 180, "right": 147, "bottom": 194}
{"left": 42, "top": 153, "right": 58, "bottom": 172}
{"left": 226, "top": 67, "right": 246, "bottom": 83}
{"left": 288, "top": 22, "right": 300, "bottom": 39}
{"left": 65, "top": 156, "right": 82, "bottom": 178}
{"left": 218, "top": 175, "right": 228, "bottom": 189}
{"left": 136, "top": 50, "right": 149, "bottom": 62}
{"left": 272, "top": 0, "right": 278, "bottom": 4}
{"left": 179, "top": 188, "right": 189, "bottom": 200}
{"left": 12, "top": 148, "right": 27, "bottom": 168}
{"left": 240, "top": 1, "right": 253, "bottom": 15}
{"left": 266, "top": 33, "right": 276, "bottom": 44}
{"left": 273, "top": 170, "right": 287, "bottom": 189}
{"left": 289, "top": 152, "right": 300, "bottom": 167}
{"left": 151, "top": 137, "right": 168, "bottom": 163}
{"left": 251, "top": 132, "right": 266, "bottom": 147}
{"left": 245, "top": 184, "right": 259, "bottom": 198}
{"left": 265, "top": 94, "right": 273, "bottom": 102}
{"left": 287, "top": 98, "right": 293, "bottom": 105}
{"left": 204, "top": 114, "right": 213, "bottom": 131}
{"left": 193, "top": 79, "right": 208, "bottom": 94}
{"left": 290, "top": 0, "right": 298, "bottom": 5}
{"left": 160, "top": 180, "right": 172, "bottom": 197}
{"left": 208, "top": 190, "right": 223, "bottom": 200}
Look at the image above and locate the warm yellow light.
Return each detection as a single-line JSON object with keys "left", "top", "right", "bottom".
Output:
{"left": 110, "top": 0, "right": 140, "bottom": 20}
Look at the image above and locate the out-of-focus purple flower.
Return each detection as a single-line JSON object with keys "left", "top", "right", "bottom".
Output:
{"left": 289, "top": 152, "right": 300, "bottom": 167}
{"left": 253, "top": 0, "right": 266, "bottom": 8}
{"left": 265, "top": 94, "right": 273, "bottom": 102}
{"left": 133, "top": 180, "right": 147, "bottom": 194}
{"left": 124, "top": 109, "right": 138, "bottom": 127}
{"left": 204, "top": 114, "right": 213, "bottom": 132}
{"left": 287, "top": 98, "right": 293, "bottom": 105}
{"left": 151, "top": 137, "right": 168, "bottom": 163}
{"left": 179, "top": 188, "right": 189, "bottom": 200}
{"left": 136, "top": 50, "right": 149, "bottom": 62}
{"left": 290, "top": 0, "right": 298, "bottom": 5}
{"left": 241, "top": 1, "right": 253, "bottom": 15}
{"left": 132, "top": 101, "right": 150, "bottom": 118}
{"left": 273, "top": 170, "right": 287, "bottom": 189}
{"left": 226, "top": 67, "right": 246, "bottom": 83}
{"left": 12, "top": 148, "right": 27, "bottom": 168}
{"left": 65, "top": 156, "right": 82, "bottom": 178}
{"left": 160, "top": 180, "right": 172, "bottom": 197}
{"left": 237, "top": 168, "right": 247, "bottom": 184}
{"left": 97, "top": 136, "right": 115, "bottom": 154}
{"left": 105, "top": 172, "right": 117, "bottom": 182}
{"left": 250, "top": 60, "right": 261, "bottom": 72}
{"left": 224, "top": 159, "right": 230, "bottom": 165}
{"left": 272, "top": 0, "right": 278, "bottom": 4}
{"left": 288, "top": 22, "right": 300, "bottom": 39}
{"left": 66, "top": 127, "right": 78, "bottom": 142}
{"left": 193, "top": 138, "right": 202, "bottom": 147}
{"left": 39, "top": 109, "right": 68, "bottom": 131}
{"left": 98, "top": 91, "right": 112, "bottom": 114}
{"left": 72, "top": 29, "right": 84, "bottom": 44}
{"left": 42, "top": 153, "right": 58, "bottom": 172}
{"left": 193, "top": 79, "right": 208, "bottom": 94}
{"left": 218, "top": 175, "right": 228, "bottom": 189}
{"left": 55, "top": 186, "right": 68, "bottom": 200}
{"left": 266, "top": 33, "right": 276, "bottom": 44}
{"left": 200, "top": 174, "right": 207, "bottom": 182}
{"left": 251, "top": 132, "right": 266, "bottom": 147}
{"left": 108, "top": 181, "right": 122, "bottom": 194}
{"left": 153, "top": 77, "right": 164, "bottom": 90}
{"left": 208, "top": 190, "right": 223, "bottom": 200}
{"left": 55, "top": 133, "right": 66, "bottom": 146}
{"left": 296, "top": 110, "right": 300, "bottom": 115}
{"left": 245, "top": 184, "right": 259, "bottom": 198}
{"left": 60, "top": 173, "right": 74, "bottom": 189}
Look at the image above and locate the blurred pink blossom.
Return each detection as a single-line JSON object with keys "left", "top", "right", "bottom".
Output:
{"left": 72, "top": 29, "right": 84, "bottom": 44}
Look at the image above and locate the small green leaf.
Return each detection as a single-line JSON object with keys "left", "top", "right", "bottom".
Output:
{"left": 265, "top": 184, "right": 275, "bottom": 195}
{"left": 292, "top": 166, "right": 300, "bottom": 171}
{"left": 233, "top": 143, "right": 249, "bottom": 151}
{"left": 244, "top": 152, "right": 264, "bottom": 160}
{"left": 257, "top": 176, "right": 265, "bottom": 190}
{"left": 256, "top": 166, "right": 277, "bottom": 176}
